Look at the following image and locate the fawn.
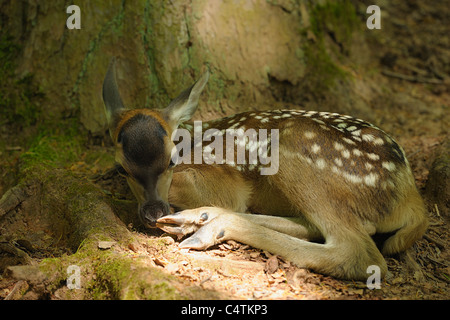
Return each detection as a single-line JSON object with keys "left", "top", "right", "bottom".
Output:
{"left": 102, "top": 59, "right": 428, "bottom": 280}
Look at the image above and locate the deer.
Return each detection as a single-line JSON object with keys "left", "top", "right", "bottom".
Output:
{"left": 102, "top": 59, "right": 428, "bottom": 280}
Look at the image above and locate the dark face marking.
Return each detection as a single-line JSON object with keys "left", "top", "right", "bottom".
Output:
{"left": 119, "top": 114, "right": 168, "bottom": 186}
{"left": 118, "top": 113, "right": 171, "bottom": 228}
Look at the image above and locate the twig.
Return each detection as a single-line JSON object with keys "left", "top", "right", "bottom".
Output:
{"left": 5, "top": 146, "right": 23, "bottom": 152}
{"left": 398, "top": 61, "right": 429, "bottom": 77}
{"left": 217, "top": 269, "right": 238, "bottom": 278}
{"left": 199, "top": 272, "right": 213, "bottom": 286}
{"left": 382, "top": 69, "right": 443, "bottom": 84}
{"left": 423, "top": 234, "right": 446, "bottom": 249}
{"left": 4, "top": 281, "right": 28, "bottom": 300}
{"left": 406, "top": 148, "right": 422, "bottom": 159}
{"left": 434, "top": 203, "right": 441, "bottom": 217}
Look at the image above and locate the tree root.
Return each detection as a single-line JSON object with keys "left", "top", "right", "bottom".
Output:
{"left": 0, "top": 164, "right": 220, "bottom": 299}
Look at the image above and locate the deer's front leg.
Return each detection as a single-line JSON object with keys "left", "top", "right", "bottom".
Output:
{"left": 156, "top": 207, "right": 234, "bottom": 250}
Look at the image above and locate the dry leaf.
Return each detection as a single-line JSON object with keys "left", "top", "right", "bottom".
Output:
{"left": 265, "top": 255, "right": 279, "bottom": 274}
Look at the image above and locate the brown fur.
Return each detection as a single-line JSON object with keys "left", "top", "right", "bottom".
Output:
{"left": 102, "top": 64, "right": 428, "bottom": 280}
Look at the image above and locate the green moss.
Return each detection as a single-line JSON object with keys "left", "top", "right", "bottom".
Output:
{"left": 86, "top": 249, "right": 184, "bottom": 300}
{"left": 299, "top": 0, "right": 359, "bottom": 94}
{"left": 0, "top": 34, "right": 43, "bottom": 126}
{"left": 303, "top": 40, "right": 348, "bottom": 92}
{"left": 141, "top": 1, "right": 171, "bottom": 109}
{"left": 19, "top": 123, "right": 84, "bottom": 170}
{"left": 72, "top": 0, "right": 126, "bottom": 110}
{"left": 310, "top": 0, "right": 359, "bottom": 48}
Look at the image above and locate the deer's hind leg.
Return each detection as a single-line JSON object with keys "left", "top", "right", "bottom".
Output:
{"left": 265, "top": 167, "right": 387, "bottom": 280}
{"left": 239, "top": 214, "right": 323, "bottom": 242}
{"left": 157, "top": 206, "right": 386, "bottom": 280}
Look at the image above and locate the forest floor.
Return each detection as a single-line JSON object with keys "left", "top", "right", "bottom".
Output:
{"left": 4, "top": 68, "right": 447, "bottom": 301}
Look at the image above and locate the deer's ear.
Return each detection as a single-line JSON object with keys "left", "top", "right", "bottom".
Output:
{"left": 102, "top": 58, "right": 126, "bottom": 132}
{"left": 163, "top": 70, "right": 209, "bottom": 130}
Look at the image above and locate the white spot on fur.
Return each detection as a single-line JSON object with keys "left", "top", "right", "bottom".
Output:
{"left": 342, "top": 137, "right": 356, "bottom": 145}
{"left": 346, "top": 126, "right": 357, "bottom": 131}
{"left": 382, "top": 161, "right": 396, "bottom": 172}
{"left": 364, "top": 173, "right": 379, "bottom": 187}
{"left": 334, "top": 142, "right": 345, "bottom": 151}
{"left": 343, "top": 172, "right": 363, "bottom": 184}
{"left": 304, "top": 131, "right": 316, "bottom": 139}
{"left": 366, "top": 153, "right": 380, "bottom": 161}
{"left": 352, "top": 149, "right": 363, "bottom": 157}
{"left": 312, "top": 118, "right": 325, "bottom": 125}
{"left": 362, "top": 134, "right": 375, "bottom": 142}
{"left": 341, "top": 149, "right": 351, "bottom": 159}
{"left": 316, "top": 158, "right": 326, "bottom": 169}
{"left": 373, "top": 137, "right": 384, "bottom": 145}
{"left": 334, "top": 158, "right": 343, "bottom": 167}
{"left": 312, "top": 144, "right": 321, "bottom": 154}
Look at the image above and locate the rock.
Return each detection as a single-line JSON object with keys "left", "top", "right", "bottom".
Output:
{"left": 98, "top": 241, "right": 117, "bottom": 250}
{"left": 5, "top": 265, "right": 47, "bottom": 283}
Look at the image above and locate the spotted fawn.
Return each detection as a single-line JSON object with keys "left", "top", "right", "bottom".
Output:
{"left": 102, "top": 59, "right": 428, "bottom": 280}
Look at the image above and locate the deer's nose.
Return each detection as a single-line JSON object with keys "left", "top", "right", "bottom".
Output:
{"left": 139, "top": 200, "right": 170, "bottom": 228}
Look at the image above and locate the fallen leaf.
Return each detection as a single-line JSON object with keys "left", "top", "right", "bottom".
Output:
{"left": 265, "top": 255, "right": 279, "bottom": 274}
{"left": 153, "top": 256, "right": 169, "bottom": 267}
